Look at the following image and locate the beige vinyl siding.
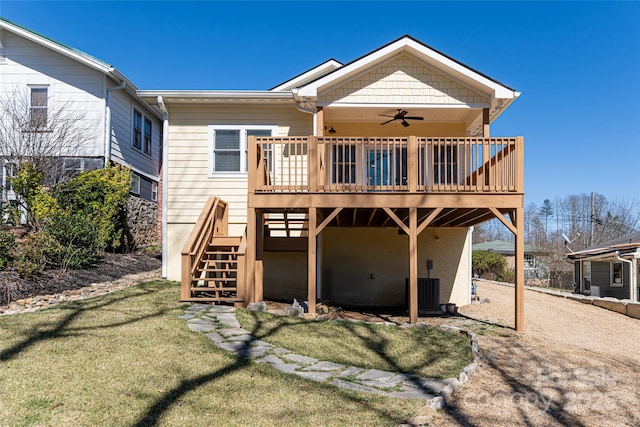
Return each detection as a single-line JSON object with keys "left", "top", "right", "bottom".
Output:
{"left": 319, "top": 54, "right": 489, "bottom": 106}
{"left": 164, "top": 102, "right": 311, "bottom": 280}
{"left": 166, "top": 103, "right": 312, "bottom": 226}
{"left": 0, "top": 31, "right": 105, "bottom": 157}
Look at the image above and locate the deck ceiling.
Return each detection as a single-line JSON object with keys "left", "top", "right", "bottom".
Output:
{"left": 262, "top": 207, "right": 511, "bottom": 229}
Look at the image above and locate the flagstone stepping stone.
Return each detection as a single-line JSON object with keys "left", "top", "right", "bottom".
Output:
{"left": 280, "top": 353, "right": 317, "bottom": 365}
{"left": 301, "top": 361, "right": 345, "bottom": 372}
{"left": 293, "top": 371, "right": 334, "bottom": 382}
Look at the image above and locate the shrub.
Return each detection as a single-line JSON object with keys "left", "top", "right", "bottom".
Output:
{"left": 45, "top": 210, "right": 101, "bottom": 269}
{"left": 10, "top": 163, "right": 45, "bottom": 228}
{"left": 472, "top": 250, "right": 507, "bottom": 281}
{"left": 53, "top": 164, "right": 130, "bottom": 250}
{"left": 15, "top": 231, "right": 57, "bottom": 279}
{"left": 0, "top": 228, "right": 16, "bottom": 269}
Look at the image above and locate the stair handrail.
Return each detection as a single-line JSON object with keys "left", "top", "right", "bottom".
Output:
{"left": 235, "top": 230, "right": 247, "bottom": 302}
{"left": 180, "top": 197, "right": 228, "bottom": 300}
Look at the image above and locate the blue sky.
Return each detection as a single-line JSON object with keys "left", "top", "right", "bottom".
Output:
{"left": 1, "top": 1, "right": 638, "bottom": 207}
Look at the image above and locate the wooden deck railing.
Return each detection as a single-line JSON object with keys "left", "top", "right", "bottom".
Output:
{"left": 249, "top": 136, "right": 523, "bottom": 194}
{"left": 180, "top": 197, "right": 228, "bottom": 300}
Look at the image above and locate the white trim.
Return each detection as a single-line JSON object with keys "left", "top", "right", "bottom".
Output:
{"left": 318, "top": 102, "right": 491, "bottom": 109}
{"left": 138, "top": 90, "right": 293, "bottom": 100}
{"left": 208, "top": 125, "right": 277, "bottom": 176}
{"left": 271, "top": 59, "right": 343, "bottom": 92}
{"left": 297, "top": 37, "right": 518, "bottom": 101}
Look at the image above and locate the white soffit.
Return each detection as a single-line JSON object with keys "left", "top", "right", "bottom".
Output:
{"left": 270, "top": 59, "right": 343, "bottom": 92}
{"left": 297, "top": 36, "right": 519, "bottom": 101}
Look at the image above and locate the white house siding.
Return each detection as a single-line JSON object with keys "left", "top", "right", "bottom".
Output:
{"left": 0, "top": 31, "right": 105, "bottom": 158}
{"left": 109, "top": 85, "right": 161, "bottom": 180}
{"left": 164, "top": 102, "right": 312, "bottom": 280}
{"left": 318, "top": 54, "right": 489, "bottom": 106}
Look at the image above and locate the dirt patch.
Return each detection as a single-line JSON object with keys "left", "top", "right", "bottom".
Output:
{"left": 0, "top": 251, "right": 161, "bottom": 306}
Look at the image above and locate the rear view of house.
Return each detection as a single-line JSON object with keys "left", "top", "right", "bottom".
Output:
{"left": 140, "top": 35, "right": 527, "bottom": 329}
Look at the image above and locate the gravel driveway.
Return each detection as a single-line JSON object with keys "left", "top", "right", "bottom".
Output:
{"left": 432, "top": 280, "right": 640, "bottom": 427}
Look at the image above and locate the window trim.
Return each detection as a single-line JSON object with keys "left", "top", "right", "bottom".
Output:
{"left": 28, "top": 85, "right": 49, "bottom": 130}
{"left": 130, "top": 174, "right": 141, "bottom": 195}
{"left": 208, "top": 125, "right": 277, "bottom": 177}
{"left": 611, "top": 262, "right": 624, "bottom": 287}
{"left": 151, "top": 181, "right": 158, "bottom": 202}
{"left": 143, "top": 116, "right": 152, "bottom": 155}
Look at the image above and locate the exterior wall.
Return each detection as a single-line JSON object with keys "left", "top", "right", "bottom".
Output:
{"left": 109, "top": 85, "right": 162, "bottom": 179}
{"left": 260, "top": 226, "right": 471, "bottom": 308}
{"left": 0, "top": 30, "right": 106, "bottom": 158}
{"left": 332, "top": 122, "right": 467, "bottom": 138}
{"left": 164, "top": 103, "right": 312, "bottom": 280}
{"left": 589, "top": 261, "right": 630, "bottom": 299}
{"left": 318, "top": 54, "right": 489, "bottom": 106}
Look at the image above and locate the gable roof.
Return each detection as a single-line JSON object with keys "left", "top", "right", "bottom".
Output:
{"left": 0, "top": 17, "right": 136, "bottom": 90}
{"left": 567, "top": 231, "right": 640, "bottom": 259}
{"left": 270, "top": 59, "right": 343, "bottom": 92}
{"left": 295, "top": 35, "right": 519, "bottom": 102}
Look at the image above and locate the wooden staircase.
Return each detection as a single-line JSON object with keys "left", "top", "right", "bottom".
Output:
{"left": 188, "top": 236, "right": 244, "bottom": 302}
{"left": 181, "top": 198, "right": 246, "bottom": 304}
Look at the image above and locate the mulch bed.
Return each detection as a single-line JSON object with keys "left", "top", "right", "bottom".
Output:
{"left": 0, "top": 251, "right": 161, "bottom": 306}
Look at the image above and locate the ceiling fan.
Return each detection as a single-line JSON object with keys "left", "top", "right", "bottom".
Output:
{"left": 379, "top": 109, "right": 424, "bottom": 127}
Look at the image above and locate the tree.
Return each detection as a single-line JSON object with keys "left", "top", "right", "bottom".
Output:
{"left": 0, "top": 87, "right": 94, "bottom": 185}
{"left": 540, "top": 199, "right": 554, "bottom": 238}
{"left": 0, "top": 87, "right": 95, "bottom": 225}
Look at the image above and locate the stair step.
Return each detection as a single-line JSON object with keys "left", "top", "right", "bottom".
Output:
{"left": 210, "top": 236, "right": 242, "bottom": 245}
{"left": 190, "top": 287, "right": 238, "bottom": 292}
{"left": 181, "top": 297, "right": 243, "bottom": 303}
{"left": 191, "top": 277, "right": 237, "bottom": 283}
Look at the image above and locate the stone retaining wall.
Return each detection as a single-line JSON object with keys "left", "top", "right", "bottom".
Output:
{"left": 125, "top": 196, "right": 158, "bottom": 249}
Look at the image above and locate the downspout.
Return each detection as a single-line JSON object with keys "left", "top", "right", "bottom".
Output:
{"left": 157, "top": 96, "right": 169, "bottom": 279}
{"left": 104, "top": 80, "right": 126, "bottom": 164}
{"left": 615, "top": 251, "right": 635, "bottom": 301}
{"left": 468, "top": 226, "right": 474, "bottom": 305}
{"left": 291, "top": 88, "right": 317, "bottom": 134}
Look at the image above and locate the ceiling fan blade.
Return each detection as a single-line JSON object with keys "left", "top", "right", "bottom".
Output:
{"left": 401, "top": 120, "right": 410, "bottom": 127}
{"left": 380, "top": 119, "right": 395, "bottom": 125}
{"left": 398, "top": 110, "right": 408, "bottom": 117}
{"left": 404, "top": 116, "right": 424, "bottom": 121}
{"left": 378, "top": 114, "right": 396, "bottom": 118}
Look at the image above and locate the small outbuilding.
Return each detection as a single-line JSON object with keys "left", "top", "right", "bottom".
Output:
{"left": 567, "top": 231, "right": 640, "bottom": 301}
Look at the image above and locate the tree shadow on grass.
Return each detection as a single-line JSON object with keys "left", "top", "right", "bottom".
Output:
{"left": 132, "top": 309, "right": 414, "bottom": 427}
{"left": 0, "top": 282, "right": 170, "bottom": 363}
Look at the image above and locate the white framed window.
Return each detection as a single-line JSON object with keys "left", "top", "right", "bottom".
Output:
{"left": 151, "top": 182, "right": 158, "bottom": 202}
{"left": 3, "top": 162, "right": 17, "bottom": 192}
{"left": 130, "top": 174, "right": 140, "bottom": 195}
{"left": 612, "top": 262, "right": 623, "bottom": 287}
{"left": 133, "top": 109, "right": 142, "bottom": 151}
{"left": 208, "top": 125, "right": 276, "bottom": 176}
{"left": 143, "top": 117, "right": 152, "bottom": 155}
{"left": 29, "top": 86, "right": 48, "bottom": 129}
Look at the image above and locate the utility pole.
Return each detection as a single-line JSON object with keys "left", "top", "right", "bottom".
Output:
{"left": 590, "top": 192, "right": 595, "bottom": 247}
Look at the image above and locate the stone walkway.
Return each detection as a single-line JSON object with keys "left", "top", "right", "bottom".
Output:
{"left": 181, "top": 303, "right": 480, "bottom": 409}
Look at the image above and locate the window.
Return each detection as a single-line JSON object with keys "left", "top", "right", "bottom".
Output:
{"left": 524, "top": 254, "right": 536, "bottom": 268}
{"left": 151, "top": 182, "right": 158, "bottom": 202}
{"left": 130, "top": 174, "right": 140, "bottom": 195}
{"left": 30, "top": 87, "right": 48, "bottom": 128}
{"left": 582, "top": 261, "right": 591, "bottom": 293}
{"left": 209, "top": 126, "right": 276, "bottom": 174}
{"left": 332, "top": 144, "right": 357, "bottom": 184}
{"left": 434, "top": 145, "right": 458, "bottom": 185}
{"left": 144, "top": 117, "right": 152, "bottom": 155}
{"left": 612, "top": 262, "right": 623, "bottom": 287}
{"left": 3, "top": 162, "right": 17, "bottom": 192}
{"left": 133, "top": 110, "right": 142, "bottom": 150}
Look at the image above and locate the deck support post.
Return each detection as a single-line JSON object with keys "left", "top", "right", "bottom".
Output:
{"left": 255, "top": 210, "right": 264, "bottom": 302}
{"left": 246, "top": 207, "right": 256, "bottom": 303}
{"left": 409, "top": 207, "right": 418, "bottom": 324}
{"left": 515, "top": 206, "right": 525, "bottom": 332}
{"left": 308, "top": 207, "right": 317, "bottom": 315}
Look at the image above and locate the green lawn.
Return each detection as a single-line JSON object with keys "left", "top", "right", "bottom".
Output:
{"left": 0, "top": 281, "right": 424, "bottom": 426}
{"left": 237, "top": 309, "right": 473, "bottom": 380}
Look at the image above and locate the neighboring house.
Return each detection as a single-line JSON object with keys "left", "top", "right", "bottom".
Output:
{"left": 473, "top": 240, "right": 549, "bottom": 278}
{"left": 140, "top": 35, "right": 526, "bottom": 328}
{"left": 0, "top": 18, "right": 162, "bottom": 211}
{"left": 568, "top": 231, "right": 640, "bottom": 301}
